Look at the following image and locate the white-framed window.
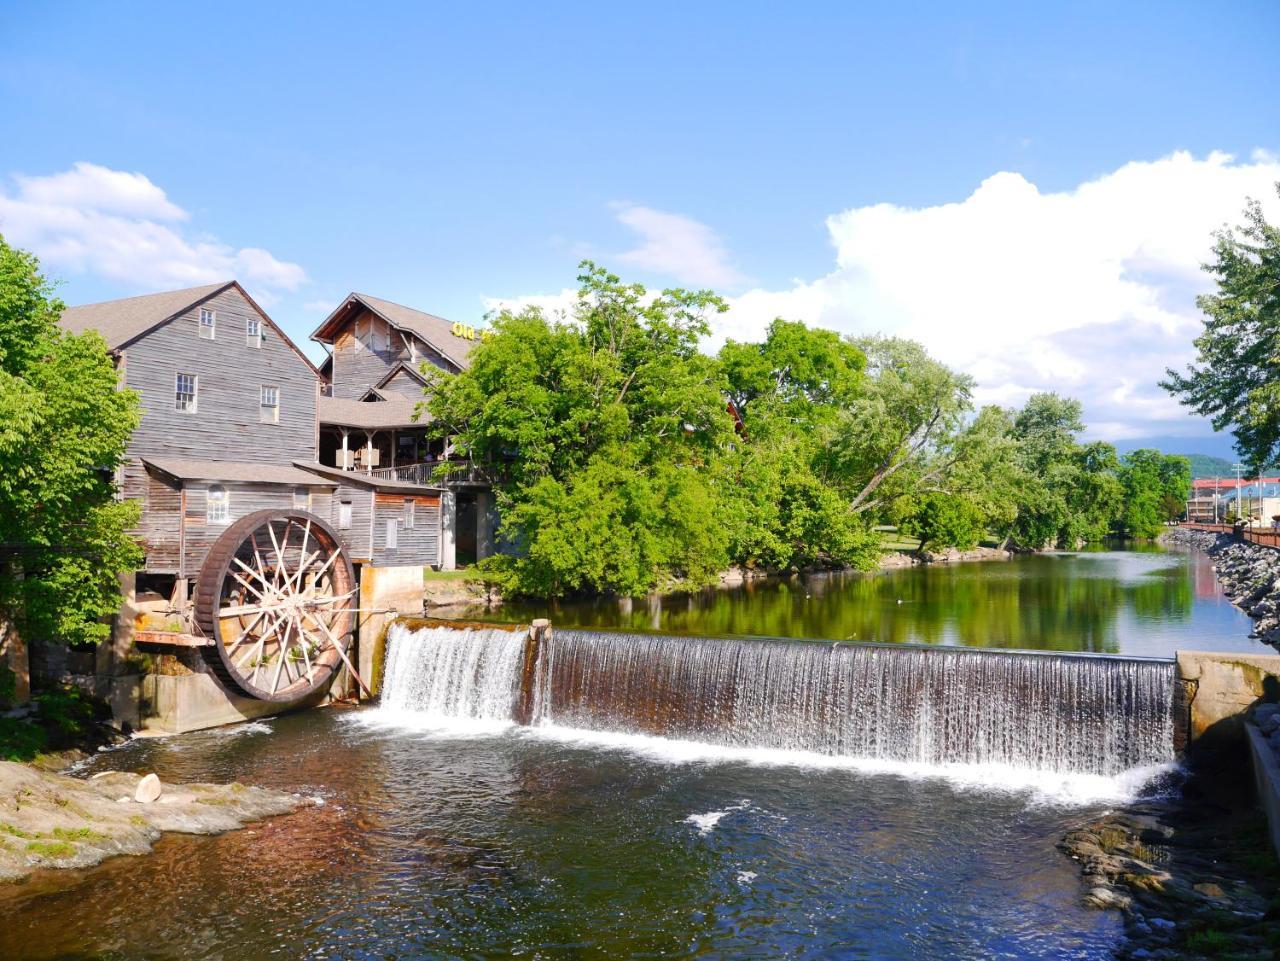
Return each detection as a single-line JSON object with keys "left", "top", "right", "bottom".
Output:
{"left": 246, "top": 317, "right": 261, "bottom": 347}
{"left": 293, "top": 487, "right": 309, "bottom": 510}
{"left": 175, "top": 373, "right": 197, "bottom": 413}
{"left": 199, "top": 307, "right": 216, "bottom": 340}
{"left": 403, "top": 498, "right": 415, "bottom": 528}
{"left": 338, "top": 501, "right": 352, "bottom": 530}
{"left": 385, "top": 518, "right": 398, "bottom": 549}
{"left": 206, "top": 484, "right": 229, "bottom": 523}
{"left": 260, "top": 385, "right": 279, "bottom": 423}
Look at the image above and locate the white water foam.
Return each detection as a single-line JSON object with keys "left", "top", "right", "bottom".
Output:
{"left": 371, "top": 623, "right": 1180, "bottom": 807}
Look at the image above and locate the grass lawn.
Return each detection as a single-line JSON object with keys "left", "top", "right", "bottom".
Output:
{"left": 874, "top": 526, "right": 922, "bottom": 553}
{"left": 423, "top": 567, "right": 484, "bottom": 583}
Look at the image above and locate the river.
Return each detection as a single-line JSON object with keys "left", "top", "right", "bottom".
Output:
{"left": 0, "top": 545, "right": 1256, "bottom": 960}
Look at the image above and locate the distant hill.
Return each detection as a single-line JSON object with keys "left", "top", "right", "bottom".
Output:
{"left": 1176, "top": 454, "right": 1236, "bottom": 479}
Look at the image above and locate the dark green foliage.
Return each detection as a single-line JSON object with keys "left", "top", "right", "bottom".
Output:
{"left": 895, "top": 491, "right": 984, "bottom": 553}
{"left": 1162, "top": 187, "right": 1280, "bottom": 471}
{"left": 0, "top": 684, "right": 102, "bottom": 761}
{"left": 0, "top": 236, "right": 142, "bottom": 645}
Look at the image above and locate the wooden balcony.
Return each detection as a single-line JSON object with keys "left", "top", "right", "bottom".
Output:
{"left": 367, "top": 459, "right": 487, "bottom": 486}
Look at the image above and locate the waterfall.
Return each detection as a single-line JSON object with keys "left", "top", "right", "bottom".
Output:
{"left": 380, "top": 624, "right": 1176, "bottom": 778}
{"left": 380, "top": 624, "right": 527, "bottom": 722}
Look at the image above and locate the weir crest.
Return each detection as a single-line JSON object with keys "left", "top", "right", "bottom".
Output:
{"left": 379, "top": 624, "right": 1176, "bottom": 779}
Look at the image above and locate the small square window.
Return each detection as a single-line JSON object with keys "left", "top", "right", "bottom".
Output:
{"left": 293, "top": 487, "right": 309, "bottom": 510}
{"left": 206, "top": 484, "right": 229, "bottom": 523}
{"left": 403, "top": 498, "right": 415, "bottom": 529}
{"left": 260, "top": 385, "right": 279, "bottom": 424}
{"left": 338, "top": 501, "right": 352, "bottom": 530}
{"left": 199, "top": 308, "right": 216, "bottom": 340}
{"left": 246, "top": 317, "right": 261, "bottom": 347}
{"left": 385, "top": 518, "right": 398, "bottom": 549}
{"left": 175, "top": 373, "right": 197, "bottom": 412}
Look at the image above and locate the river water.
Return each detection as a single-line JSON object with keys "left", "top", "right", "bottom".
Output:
{"left": 480, "top": 545, "right": 1256, "bottom": 656}
{"left": 0, "top": 546, "right": 1256, "bottom": 960}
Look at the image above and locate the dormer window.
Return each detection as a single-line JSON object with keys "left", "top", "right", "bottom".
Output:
{"left": 199, "top": 307, "right": 216, "bottom": 340}
{"left": 246, "top": 317, "right": 261, "bottom": 347}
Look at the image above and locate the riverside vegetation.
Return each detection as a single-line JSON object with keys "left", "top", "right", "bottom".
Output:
{"left": 420, "top": 262, "right": 1192, "bottom": 599}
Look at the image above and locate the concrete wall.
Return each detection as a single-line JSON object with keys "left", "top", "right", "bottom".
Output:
{"left": 1177, "top": 650, "right": 1280, "bottom": 748}
{"left": 356, "top": 564, "right": 426, "bottom": 699}
{"left": 141, "top": 671, "right": 327, "bottom": 734}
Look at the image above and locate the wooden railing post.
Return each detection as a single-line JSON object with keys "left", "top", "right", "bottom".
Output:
{"left": 514, "top": 618, "right": 550, "bottom": 725}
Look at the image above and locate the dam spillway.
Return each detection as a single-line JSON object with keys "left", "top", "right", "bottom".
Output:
{"left": 380, "top": 624, "right": 1176, "bottom": 778}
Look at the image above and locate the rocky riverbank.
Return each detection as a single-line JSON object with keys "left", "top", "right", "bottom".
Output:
{"left": 1060, "top": 755, "right": 1280, "bottom": 960}
{"left": 0, "top": 760, "right": 307, "bottom": 882}
{"left": 1162, "top": 528, "right": 1280, "bottom": 648}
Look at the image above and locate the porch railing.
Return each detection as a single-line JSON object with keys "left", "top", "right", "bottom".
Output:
{"left": 367, "top": 460, "right": 486, "bottom": 486}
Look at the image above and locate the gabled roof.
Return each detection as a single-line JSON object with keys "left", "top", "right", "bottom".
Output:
{"left": 60, "top": 280, "right": 321, "bottom": 375}
{"left": 310, "top": 292, "right": 475, "bottom": 370}
{"left": 375, "top": 361, "right": 429, "bottom": 390}
{"left": 318, "top": 394, "right": 427, "bottom": 430}
{"left": 61, "top": 282, "right": 229, "bottom": 349}
{"left": 142, "top": 458, "right": 337, "bottom": 487}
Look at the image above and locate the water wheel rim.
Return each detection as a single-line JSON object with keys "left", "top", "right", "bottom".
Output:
{"left": 195, "top": 509, "right": 356, "bottom": 703}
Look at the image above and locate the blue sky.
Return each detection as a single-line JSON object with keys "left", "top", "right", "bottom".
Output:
{"left": 1, "top": 1, "right": 1278, "bottom": 456}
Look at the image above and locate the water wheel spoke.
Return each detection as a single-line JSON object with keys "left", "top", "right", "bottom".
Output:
{"left": 198, "top": 509, "right": 355, "bottom": 702}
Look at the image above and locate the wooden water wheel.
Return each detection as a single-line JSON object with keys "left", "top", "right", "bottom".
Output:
{"left": 194, "top": 509, "right": 356, "bottom": 702}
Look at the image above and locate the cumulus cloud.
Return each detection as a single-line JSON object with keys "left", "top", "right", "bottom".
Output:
{"left": 0, "top": 161, "right": 307, "bottom": 293}
{"left": 717, "top": 150, "right": 1280, "bottom": 442}
{"left": 613, "top": 203, "right": 748, "bottom": 288}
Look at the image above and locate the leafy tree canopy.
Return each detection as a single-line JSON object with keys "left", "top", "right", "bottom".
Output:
{"left": 1162, "top": 186, "right": 1280, "bottom": 471}
{"left": 0, "top": 236, "right": 141, "bottom": 645}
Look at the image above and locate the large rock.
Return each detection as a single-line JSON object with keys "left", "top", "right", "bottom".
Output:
{"left": 0, "top": 761, "right": 304, "bottom": 882}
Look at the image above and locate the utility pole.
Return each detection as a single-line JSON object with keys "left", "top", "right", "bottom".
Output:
{"left": 1234, "top": 463, "right": 1247, "bottom": 524}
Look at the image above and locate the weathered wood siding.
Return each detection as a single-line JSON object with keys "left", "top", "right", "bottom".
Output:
{"left": 371, "top": 493, "right": 440, "bottom": 566}
{"left": 378, "top": 367, "right": 428, "bottom": 400}
{"left": 326, "top": 480, "right": 375, "bottom": 561}
{"left": 330, "top": 307, "right": 455, "bottom": 399}
{"left": 123, "top": 463, "right": 183, "bottom": 574}
{"left": 331, "top": 309, "right": 405, "bottom": 399}
{"left": 121, "top": 287, "right": 318, "bottom": 464}
{"left": 180, "top": 481, "right": 335, "bottom": 577}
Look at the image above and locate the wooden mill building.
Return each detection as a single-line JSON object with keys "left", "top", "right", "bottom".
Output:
{"left": 60, "top": 281, "right": 496, "bottom": 600}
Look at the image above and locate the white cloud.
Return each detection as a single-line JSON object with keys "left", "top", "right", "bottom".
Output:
{"left": 0, "top": 162, "right": 307, "bottom": 294}
{"left": 716, "top": 150, "right": 1280, "bottom": 443}
{"left": 612, "top": 203, "right": 748, "bottom": 288}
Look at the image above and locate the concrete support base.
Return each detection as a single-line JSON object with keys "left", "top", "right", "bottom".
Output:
{"left": 1177, "top": 650, "right": 1280, "bottom": 749}
{"left": 140, "top": 672, "right": 327, "bottom": 735}
{"left": 357, "top": 564, "right": 427, "bottom": 700}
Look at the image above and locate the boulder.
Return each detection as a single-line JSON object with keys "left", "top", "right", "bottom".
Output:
{"left": 135, "top": 772, "right": 162, "bottom": 803}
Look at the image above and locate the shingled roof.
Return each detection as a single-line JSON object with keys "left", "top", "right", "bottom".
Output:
{"left": 310, "top": 292, "right": 475, "bottom": 370}
{"left": 60, "top": 282, "right": 231, "bottom": 350}
{"left": 317, "top": 394, "right": 427, "bottom": 429}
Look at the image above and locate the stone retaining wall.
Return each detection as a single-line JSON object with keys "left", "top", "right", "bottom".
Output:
{"left": 1164, "top": 527, "right": 1280, "bottom": 648}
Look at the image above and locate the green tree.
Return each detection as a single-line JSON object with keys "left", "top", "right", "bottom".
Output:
{"left": 1162, "top": 187, "right": 1280, "bottom": 471}
{"left": 0, "top": 237, "right": 141, "bottom": 646}
{"left": 423, "top": 262, "right": 738, "bottom": 595}
{"left": 829, "top": 335, "right": 975, "bottom": 514}
{"left": 1115, "top": 449, "right": 1191, "bottom": 538}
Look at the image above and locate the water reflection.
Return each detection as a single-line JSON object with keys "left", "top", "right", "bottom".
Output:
{"left": 483, "top": 548, "right": 1255, "bottom": 657}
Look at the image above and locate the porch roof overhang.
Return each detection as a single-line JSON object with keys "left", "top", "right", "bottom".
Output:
{"left": 317, "top": 395, "right": 428, "bottom": 430}
{"left": 141, "top": 458, "right": 338, "bottom": 487}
